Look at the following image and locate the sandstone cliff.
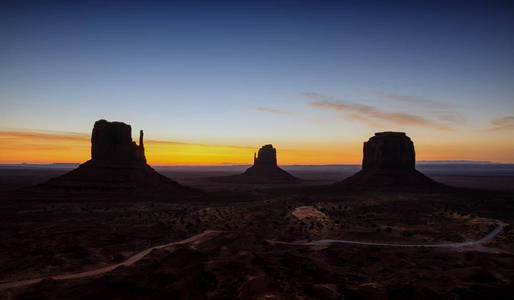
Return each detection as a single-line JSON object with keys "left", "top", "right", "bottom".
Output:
{"left": 363, "top": 132, "right": 415, "bottom": 170}
{"left": 91, "top": 120, "right": 146, "bottom": 162}
{"left": 41, "top": 120, "right": 189, "bottom": 193}
{"left": 338, "top": 132, "right": 442, "bottom": 190}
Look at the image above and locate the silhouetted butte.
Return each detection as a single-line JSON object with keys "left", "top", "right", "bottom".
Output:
{"left": 214, "top": 144, "right": 301, "bottom": 184}
{"left": 338, "top": 132, "right": 442, "bottom": 189}
{"left": 41, "top": 120, "right": 188, "bottom": 192}
{"left": 91, "top": 119, "right": 146, "bottom": 162}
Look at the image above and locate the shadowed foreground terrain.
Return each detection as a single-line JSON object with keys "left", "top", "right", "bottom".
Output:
{"left": 0, "top": 170, "right": 513, "bottom": 299}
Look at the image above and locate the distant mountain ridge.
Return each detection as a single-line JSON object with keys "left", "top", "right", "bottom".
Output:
{"left": 417, "top": 160, "right": 495, "bottom": 164}
{"left": 0, "top": 163, "right": 80, "bottom": 168}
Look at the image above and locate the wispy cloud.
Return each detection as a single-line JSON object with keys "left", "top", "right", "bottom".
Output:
{"left": 0, "top": 130, "right": 254, "bottom": 150}
{"left": 378, "top": 92, "right": 451, "bottom": 109}
{"left": 0, "top": 144, "right": 73, "bottom": 151}
{"left": 0, "top": 130, "right": 89, "bottom": 141}
{"left": 302, "top": 92, "right": 453, "bottom": 130}
{"left": 251, "top": 106, "right": 289, "bottom": 114}
{"left": 489, "top": 116, "right": 514, "bottom": 131}
{"left": 436, "top": 114, "right": 466, "bottom": 124}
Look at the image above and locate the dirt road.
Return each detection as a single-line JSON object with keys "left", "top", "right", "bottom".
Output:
{"left": 0, "top": 230, "right": 221, "bottom": 291}
{"left": 269, "top": 223, "right": 508, "bottom": 248}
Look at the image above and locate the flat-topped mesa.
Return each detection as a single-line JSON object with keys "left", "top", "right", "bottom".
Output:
{"left": 91, "top": 120, "right": 146, "bottom": 163}
{"left": 254, "top": 144, "right": 277, "bottom": 167}
{"left": 362, "top": 132, "right": 415, "bottom": 170}
{"left": 337, "top": 131, "right": 443, "bottom": 190}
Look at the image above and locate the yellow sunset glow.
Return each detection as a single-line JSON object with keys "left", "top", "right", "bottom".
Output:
{"left": 0, "top": 130, "right": 513, "bottom": 165}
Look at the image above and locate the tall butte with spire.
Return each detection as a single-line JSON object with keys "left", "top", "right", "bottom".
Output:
{"left": 214, "top": 144, "right": 301, "bottom": 184}
{"left": 90, "top": 120, "right": 146, "bottom": 163}
{"left": 42, "top": 120, "right": 188, "bottom": 192}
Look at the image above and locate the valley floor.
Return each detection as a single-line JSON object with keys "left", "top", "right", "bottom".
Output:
{"left": 0, "top": 169, "right": 513, "bottom": 299}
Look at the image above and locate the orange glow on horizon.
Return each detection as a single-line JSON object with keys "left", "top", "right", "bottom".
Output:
{"left": 0, "top": 130, "right": 513, "bottom": 165}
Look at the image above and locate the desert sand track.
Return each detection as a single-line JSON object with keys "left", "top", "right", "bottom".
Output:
{"left": 0, "top": 223, "right": 508, "bottom": 291}
{"left": 0, "top": 230, "right": 221, "bottom": 291}
{"left": 269, "top": 223, "right": 508, "bottom": 248}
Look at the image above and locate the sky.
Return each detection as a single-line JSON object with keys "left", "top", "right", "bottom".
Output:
{"left": 1, "top": 1, "right": 513, "bottom": 165}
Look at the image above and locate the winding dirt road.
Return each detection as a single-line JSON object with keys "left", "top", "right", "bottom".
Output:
{"left": 0, "top": 230, "right": 221, "bottom": 291}
{"left": 0, "top": 223, "right": 508, "bottom": 291}
{"left": 269, "top": 223, "right": 508, "bottom": 248}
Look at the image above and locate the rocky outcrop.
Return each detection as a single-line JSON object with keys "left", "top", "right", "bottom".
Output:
{"left": 91, "top": 120, "right": 146, "bottom": 162}
{"left": 338, "top": 132, "right": 442, "bottom": 190}
{"left": 213, "top": 144, "right": 301, "bottom": 184}
{"left": 363, "top": 132, "right": 415, "bottom": 170}
{"left": 41, "top": 120, "right": 190, "bottom": 194}
{"left": 253, "top": 144, "right": 277, "bottom": 167}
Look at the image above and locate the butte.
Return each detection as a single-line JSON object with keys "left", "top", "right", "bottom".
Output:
{"left": 41, "top": 120, "right": 189, "bottom": 193}
{"left": 214, "top": 144, "right": 301, "bottom": 184}
{"left": 337, "top": 132, "right": 443, "bottom": 190}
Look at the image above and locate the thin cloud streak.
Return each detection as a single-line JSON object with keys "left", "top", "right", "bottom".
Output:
{"left": 302, "top": 92, "right": 453, "bottom": 131}
{"left": 379, "top": 92, "right": 451, "bottom": 109}
{"left": 489, "top": 116, "right": 514, "bottom": 131}
{"left": 0, "top": 130, "right": 89, "bottom": 141}
{"left": 0, "top": 130, "right": 255, "bottom": 153}
{"left": 381, "top": 92, "right": 465, "bottom": 124}
{"left": 251, "top": 107, "right": 289, "bottom": 114}
{"left": 0, "top": 130, "right": 254, "bottom": 150}
{"left": 0, "top": 144, "right": 74, "bottom": 151}
{"left": 436, "top": 114, "right": 466, "bottom": 124}
{"left": 251, "top": 106, "right": 332, "bottom": 124}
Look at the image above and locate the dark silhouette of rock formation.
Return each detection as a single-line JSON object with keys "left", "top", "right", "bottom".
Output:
{"left": 253, "top": 144, "right": 277, "bottom": 167}
{"left": 338, "top": 132, "right": 442, "bottom": 189}
{"left": 363, "top": 132, "right": 415, "bottom": 170}
{"left": 91, "top": 120, "right": 146, "bottom": 162}
{"left": 213, "top": 144, "right": 301, "bottom": 184}
{"left": 41, "top": 120, "right": 188, "bottom": 192}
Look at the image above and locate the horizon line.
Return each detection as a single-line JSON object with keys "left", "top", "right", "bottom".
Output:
{"left": 1, "top": 160, "right": 511, "bottom": 167}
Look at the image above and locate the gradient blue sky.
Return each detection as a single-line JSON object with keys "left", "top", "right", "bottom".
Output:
{"left": 1, "top": 1, "right": 513, "bottom": 163}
